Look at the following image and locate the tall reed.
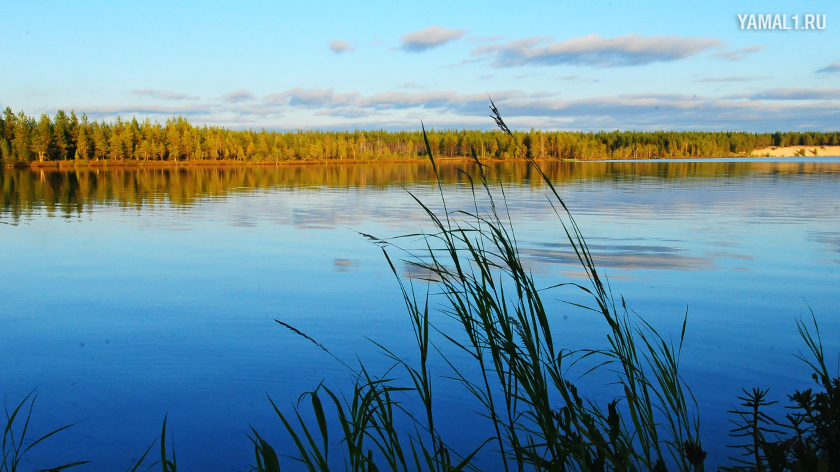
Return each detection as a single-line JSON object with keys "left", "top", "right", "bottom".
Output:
{"left": 722, "top": 312, "right": 838, "bottom": 471}
{"left": 259, "top": 103, "right": 706, "bottom": 471}
{"left": 2, "top": 390, "right": 88, "bottom": 472}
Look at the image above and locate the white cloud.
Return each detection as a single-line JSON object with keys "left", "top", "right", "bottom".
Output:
{"left": 712, "top": 45, "right": 765, "bottom": 61}
{"left": 129, "top": 89, "right": 199, "bottom": 100}
{"left": 71, "top": 104, "right": 215, "bottom": 116}
{"left": 728, "top": 88, "right": 840, "bottom": 100}
{"left": 696, "top": 76, "right": 765, "bottom": 83}
{"left": 465, "top": 35, "right": 507, "bottom": 43}
{"left": 817, "top": 61, "right": 840, "bottom": 74}
{"left": 263, "top": 87, "right": 524, "bottom": 113}
{"left": 329, "top": 40, "right": 355, "bottom": 53}
{"left": 314, "top": 108, "right": 383, "bottom": 118}
{"left": 221, "top": 90, "right": 256, "bottom": 104}
{"left": 557, "top": 75, "right": 600, "bottom": 83}
{"left": 472, "top": 34, "right": 723, "bottom": 67}
{"left": 399, "top": 26, "right": 468, "bottom": 52}
{"left": 264, "top": 87, "right": 359, "bottom": 108}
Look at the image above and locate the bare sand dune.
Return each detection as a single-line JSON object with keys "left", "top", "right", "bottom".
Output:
{"left": 751, "top": 145, "right": 840, "bottom": 157}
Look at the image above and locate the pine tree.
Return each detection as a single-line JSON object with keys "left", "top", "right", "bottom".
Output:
{"left": 137, "top": 139, "right": 151, "bottom": 161}
{"left": 2, "top": 108, "right": 14, "bottom": 142}
{"left": 12, "top": 112, "right": 32, "bottom": 162}
{"left": 166, "top": 120, "right": 182, "bottom": 160}
{"left": 76, "top": 125, "right": 91, "bottom": 160}
{"left": 193, "top": 131, "right": 203, "bottom": 160}
{"left": 53, "top": 110, "right": 70, "bottom": 160}
{"left": 32, "top": 114, "right": 53, "bottom": 162}
{"left": 139, "top": 118, "right": 153, "bottom": 161}
{"left": 109, "top": 129, "right": 124, "bottom": 160}
{"left": 92, "top": 123, "right": 108, "bottom": 160}
{"left": 0, "top": 138, "right": 10, "bottom": 162}
{"left": 124, "top": 117, "right": 139, "bottom": 159}
{"left": 122, "top": 124, "right": 135, "bottom": 160}
{"left": 0, "top": 108, "right": 9, "bottom": 162}
{"left": 257, "top": 132, "right": 270, "bottom": 159}
{"left": 68, "top": 111, "right": 80, "bottom": 159}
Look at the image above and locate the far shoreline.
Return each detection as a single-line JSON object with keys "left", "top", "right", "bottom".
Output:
{"left": 4, "top": 146, "right": 840, "bottom": 169}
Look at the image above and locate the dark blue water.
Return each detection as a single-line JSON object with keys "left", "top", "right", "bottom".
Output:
{"left": 1, "top": 159, "right": 838, "bottom": 470}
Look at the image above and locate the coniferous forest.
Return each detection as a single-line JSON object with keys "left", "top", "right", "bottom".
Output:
{"left": 1, "top": 108, "right": 839, "bottom": 164}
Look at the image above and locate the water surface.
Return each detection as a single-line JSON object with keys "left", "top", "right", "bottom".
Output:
{"left": 1, "top": 159, "right": 839, "bottom": 470}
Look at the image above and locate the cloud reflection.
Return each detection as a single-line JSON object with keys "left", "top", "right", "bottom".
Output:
{"left": 811, "top": 232, "right": 840, "bottom": 264}
{"left": 521, "top": 242, "right": 714, "bottom": 271}
{"left": 334, "top": 259, "right": 360, "bottom": 272}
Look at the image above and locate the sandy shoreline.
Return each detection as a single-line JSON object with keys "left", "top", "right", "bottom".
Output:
{"left": 751, "top": 145, "right": 840, "bottom": 157}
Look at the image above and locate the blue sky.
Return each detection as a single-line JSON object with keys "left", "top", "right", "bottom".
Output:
{"left": 2, "top": 0, "right": 838, "bottom": 131}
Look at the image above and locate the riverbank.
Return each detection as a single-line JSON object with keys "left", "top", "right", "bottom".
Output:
{"left": 3, "top": 157, "right": 427, "bottom": 168}
{"left": 5, "top": 150, "right": 839, "bottom": 169}
{"left": 751, "top": 145, "right": 840, "bottom": 157}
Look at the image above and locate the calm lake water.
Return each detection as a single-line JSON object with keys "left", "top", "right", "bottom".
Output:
{"left": 1, "top": 159, "right": 839, "bottom": 470}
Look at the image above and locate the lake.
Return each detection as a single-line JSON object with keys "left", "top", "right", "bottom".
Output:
{"left": 1, "top": 159, "right": 839, "bottom": 470}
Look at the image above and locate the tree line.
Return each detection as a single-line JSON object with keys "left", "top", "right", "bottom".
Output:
{"left": 2, "top": 108, "right": 838, "bottom": 164}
